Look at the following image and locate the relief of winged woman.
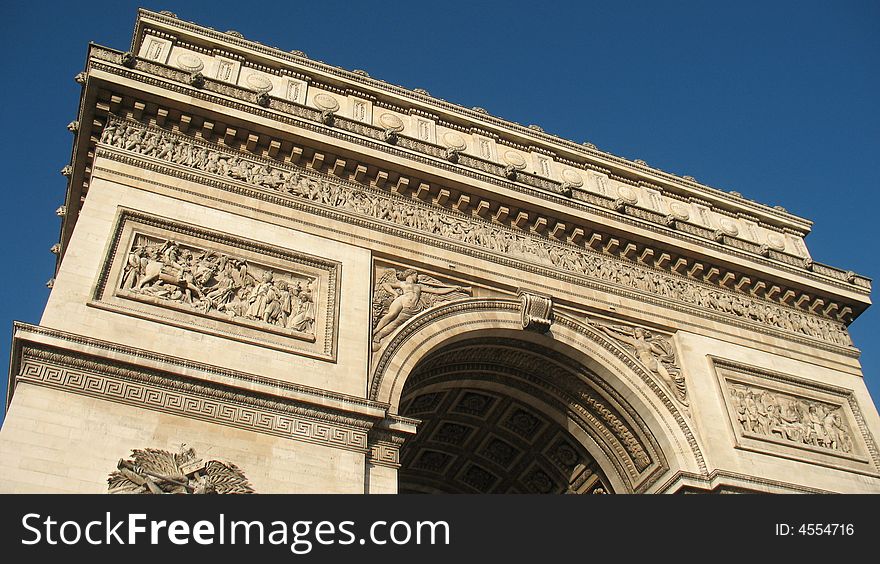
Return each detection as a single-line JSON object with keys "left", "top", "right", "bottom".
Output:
{"left": 371, "top": 268, "right": 470, "bottom": 350}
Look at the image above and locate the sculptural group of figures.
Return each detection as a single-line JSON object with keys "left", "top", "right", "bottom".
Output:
{"left": 729, "top": 384, "right": 853, "bottom": 453}
{"left": 120, "top": 236, "right": 317, "bottom": 334}
{"left": 102, "top": 120, "right": 850, "bottom": 347}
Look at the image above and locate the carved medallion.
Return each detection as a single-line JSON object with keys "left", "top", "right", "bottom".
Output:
{"left": 561, "top": 169, "right": 584, "bottom": 188}
{"left": 441, "top": 131, "right": 468, "bottom": 151}
{"left": 377, "top": 112, "right": 405, "bottom": 132}
{"left": 245, "top": 71, "right": 273, "bottom": 93}
{"left": 108, "top": 444, "right": 254, "bottom": 494}
{"left": 313, "top": 93, "right": 340, "bottom": 111}
{"left": 175, "top": 53, "right": 204, "bottom": 73}
{"left": 616, "top": 184, "right": 639, "bottom": 204}
{"left": 502, "top": 150, "right": 528, "bottom": 170}
{"left": 668, "top": 201, "right": 690, "bottom": 221}
{"left": 719, "top": 218, "right": 740, "bottom": 237}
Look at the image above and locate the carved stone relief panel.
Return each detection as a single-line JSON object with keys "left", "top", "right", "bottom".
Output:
{"left": 138, "top": 35, "right": 172, "bottom": 65}
{"left": 212, "top": 56, "right": 241, "bottom": 83}
{"left": 713, "top": 358, "right": 880, "bottom": 476}
{"left": 371, "top": 262, "right": 472, "bottom": 351}
{"left": 284, "top": 78, "right": 308, "bottom": 105}
{"left": 92, "top": 210, "right": 341, "bottom": 360}
{"left": 588, "top": 317, "right": 687, "bottom": 405}
{"left": 109, "top": 444, "right": 254, "bottom": 494}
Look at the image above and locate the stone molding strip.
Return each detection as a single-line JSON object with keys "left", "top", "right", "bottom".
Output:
{"left": 16, "top": 344, "right": 375, "bottom": 453}
{"left": 655, "top": 469, "right": 835, "bottom": 494}
{"left": 10, "top": 321, "right": 392, "bottom": 419}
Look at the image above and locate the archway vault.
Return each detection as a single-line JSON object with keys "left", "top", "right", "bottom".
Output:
{"left": 370, "top": 298, "right": 707, "bottom": 493}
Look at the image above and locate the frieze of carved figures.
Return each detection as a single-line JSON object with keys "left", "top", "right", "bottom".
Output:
{"left": 100, "top": 120, "right": 851, "bottom": 347}
{"left": 371, "top": 267, "right": 471, "bottom": 350}
{"left": 108, "top": 444, "right": 254, "bottom": 494}
{"left": 591, "top": 319, "right": 687, "bottom": 404}
{"left": 119, "top": 234, "right": 318, "bottom": 335}
{"left": 727, "top": 382, "right": 854, "bottom": 454}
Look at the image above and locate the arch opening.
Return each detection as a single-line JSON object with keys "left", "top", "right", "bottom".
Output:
{"left": 373, "top": 299, "right": 706, "bottom": 493}
{"left": 397, "top": 335, "right": 658, "bottom": 494}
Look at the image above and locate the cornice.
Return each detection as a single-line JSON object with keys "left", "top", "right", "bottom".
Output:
{"left": 130, "top": 8, "right": 813, "bottom": 234}
{"left": 655, "top": 469, "right": 837, "bottom": 494}
{"left": 8, "top": 321, "right": 417, "bottom": 460}
{"left": 76, "top": 44, "right": 871, "bottom": 305}
{"left": 10, "top": 321, "right": 390, "bottom": 419}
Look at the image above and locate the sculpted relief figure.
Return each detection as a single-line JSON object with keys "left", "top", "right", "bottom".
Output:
{"left": 108, "top": 444, "right": 254, "bottom": 494}
{"left": 135, "top": 240, "right": 205, "bottom": 303}
{"left": 595, "top": 321, "right": 687, "bottom": 404}
{"left": 371, "top": 268, "right": 471, "bottom": 350}
{"left": 119, "top": 235, "right": 317, "bottom": 335}
{"left": 103, "top": 119, "right": 852, "bottom": 347}
{"left": 728, "top": 383, "right": 854, "bottom": 454}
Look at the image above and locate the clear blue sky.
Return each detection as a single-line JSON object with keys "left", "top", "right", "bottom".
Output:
{"left": 1, "top": 0, "right": 878, "bottom": 425}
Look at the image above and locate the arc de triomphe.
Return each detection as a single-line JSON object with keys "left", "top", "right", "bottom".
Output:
{"left": 1, "top": 9, "right": 878, "bottom": 494}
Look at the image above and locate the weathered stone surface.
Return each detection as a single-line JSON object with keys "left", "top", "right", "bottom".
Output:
{"left": 1, "top": 8, "right": 878, "bottom": 494}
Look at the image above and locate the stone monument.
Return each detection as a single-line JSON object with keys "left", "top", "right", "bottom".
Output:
{"left": 1, "top": 9, "right": 878, "bottom": 493}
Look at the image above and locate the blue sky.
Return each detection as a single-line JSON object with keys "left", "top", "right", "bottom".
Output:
{"left": 1, "top": 0, "right": 878, "bottom": 424}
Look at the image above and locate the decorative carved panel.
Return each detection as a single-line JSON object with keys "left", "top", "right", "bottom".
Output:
{"left": 371, "top": 262, "right": 471, "bottom": 351}
{"left": 109, "top": 444, "right": 254, "bottom": 494}
{"left": 92, "top": 209, "right": 341, "bottom": 360}
{"left": 588, "top": 317, "right": 686, "bottom": 405}
{"left": 713, "top": 358, "right": 880, "bottom": 476}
